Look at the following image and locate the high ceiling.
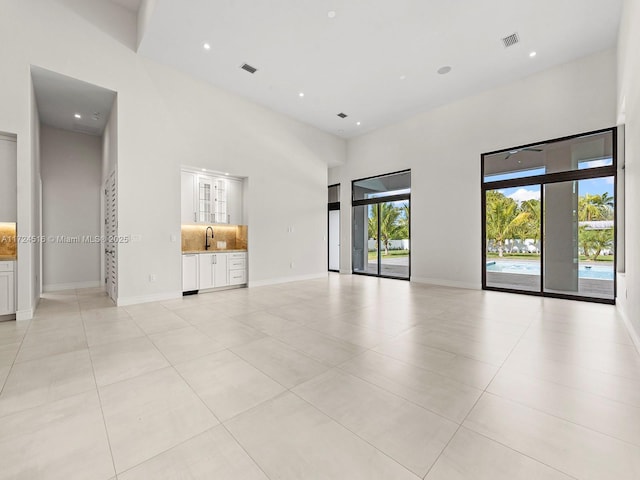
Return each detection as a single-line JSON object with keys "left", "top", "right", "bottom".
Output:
{"left": 137, "top": 0, "right": 622, "bottom": 138}
{"left": 109, "top": 0, "right": 141, "bottom": 13}
{"left": 32, "top": 66, "right": 116, "bottom": 136}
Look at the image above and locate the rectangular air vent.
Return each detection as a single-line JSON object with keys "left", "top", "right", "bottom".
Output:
{"left": 502, "top": 33, "right": 519, "bottom": 48}
{"left": 337, "top": 112, "right": 348, "bottom": 118}
{"left": 241, "top": 63, "right": 258, "bottom": 74}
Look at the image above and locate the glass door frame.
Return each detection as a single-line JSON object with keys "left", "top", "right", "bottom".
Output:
{"left": 328, "top": 183, "right": 340, "bottom": 273}
{"left": 352, "top": 170, "right": 411, "bottom": 280}
{"left": 481, "top": 127, "right": 618, "bottom": 305}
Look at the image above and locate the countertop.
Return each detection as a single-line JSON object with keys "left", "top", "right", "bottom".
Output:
{"left": 182, "top": 249, "right": 247, "bottom": 254}
{"left": 0, "top": 255, "right": 17, "bottom": 261}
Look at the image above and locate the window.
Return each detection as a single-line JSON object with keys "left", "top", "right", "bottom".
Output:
{"left": 352, "top": 171, "right": 410, "bottom": 279}
{"left": 482, "top": 128, "right": 617, "bottom": 303}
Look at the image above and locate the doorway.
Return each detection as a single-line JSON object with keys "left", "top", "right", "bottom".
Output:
{"left": 32, "top": 66, "right": 117, "bottom": 299}
{"left": 352, "top": 170, "right": 411, "bottom": 280}
{"left": 328, "top": 184, "right": 340, "bottom": 272}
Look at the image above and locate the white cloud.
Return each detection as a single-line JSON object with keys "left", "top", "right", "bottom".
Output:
{"left": 507, "top": 188, "right": 540, "bottom": 203}
{"left": 606, "top": 177, "right": 614, "bottom": 185}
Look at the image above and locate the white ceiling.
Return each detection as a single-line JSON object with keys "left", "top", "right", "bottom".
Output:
{"left": 32, "top": 66, "right": 116, "bottom": 136}
{"left": 138, "top": 1, "right": 622, "bottom": 139}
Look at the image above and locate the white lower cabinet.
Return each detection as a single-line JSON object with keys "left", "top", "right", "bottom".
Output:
{"left": 229, "top": 252, "right": 247, "bottom": 285}
{"left": 182, "top": 254, "right": 199, "bottom": 292}
{"left": 0, "top": 262, "right": 16, "bottom": 315}
{"left": 213, "top": 253, "right": 228, "bottom": 287}
{"left": 183, "top": 252, "right": 247, "bottom": 293}
{"left": 198, "top": 253, "right": 215, "bottom": 290}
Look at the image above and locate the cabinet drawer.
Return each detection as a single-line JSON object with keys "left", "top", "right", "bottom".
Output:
{"left": 229, "top": 269, "right": 246, "bottom": 285}
{"left": 0, "top": 262, "right": 14, "bottom": 272}
{"left": 229, "top": 252, "right": 246, "bottom": 260}
{"left": 228, "top": 258, "right": 245, "bottom": 270}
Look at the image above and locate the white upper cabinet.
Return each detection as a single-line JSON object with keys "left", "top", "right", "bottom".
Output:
{"left": 181, "top": 168, "right": 244, "bottom": 225}
{"left": 226, "top": 178, "right": 244, "bottom": 225}
{"left": 181, "top": 171, "right": 197, "bottom": 224}
{"left": 0, "top": 135, "right": 17, "bottom": 222}
{"left": 197, "top": 175, "right": 215, "bottom": 223}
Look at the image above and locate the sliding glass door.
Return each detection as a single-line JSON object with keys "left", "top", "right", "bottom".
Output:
{"left": 485, "top": 185, "right": 541, "bottom": 292}
{"left": 328, "top": 184, "right": 340, "bottom": 272}
{"left": 352, "top": 171, "right": 410, "bottom": 280}
{"left": 482, "top": 128, "right": 616, "bottom": 303}
{"left": 543, "top": 177, "right": 615, "bottom": 299}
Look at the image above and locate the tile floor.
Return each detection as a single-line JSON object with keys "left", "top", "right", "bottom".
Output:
{"left": 1, "top": 274, "right": 639, "bottom": 479}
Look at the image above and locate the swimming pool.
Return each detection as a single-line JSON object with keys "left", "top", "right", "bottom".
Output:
{"left": 486, "top": 260, "right": 614, "bottom": 280}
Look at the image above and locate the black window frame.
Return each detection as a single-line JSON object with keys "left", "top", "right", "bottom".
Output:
{"left": 481, "top": 127, "right": 617, "bottom": 305}
{"left": 351, "top": 169, "right": 411, "bottom": 281}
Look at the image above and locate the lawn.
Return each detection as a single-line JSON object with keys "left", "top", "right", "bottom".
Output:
{"left": 368, "top": 249, "right": 409, "bottom": 260}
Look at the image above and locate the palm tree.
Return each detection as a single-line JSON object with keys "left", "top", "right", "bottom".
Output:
{"left": 486, "top": 192, "right": 530, "bottom": 257}
{"left": 367, "top": 203, "right": 403, "bottom": 255}
{"left": 517, "top": 199, "right": 541, "bottom": 248}
{"left": 397, "top": 203, "right": 410, "bottom": 240}
{"left": 578, "top": 192, "right": 614, "bottom": 221}
{"left": 578, "top": 192, "right": 614, "bottom": 260}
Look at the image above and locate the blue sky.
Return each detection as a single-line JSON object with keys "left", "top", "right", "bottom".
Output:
{"left": 487, "top": 158, "right": 614, "bottom": 204}
{"left": 497, "top": 176, "right": 614, "bottom": 204}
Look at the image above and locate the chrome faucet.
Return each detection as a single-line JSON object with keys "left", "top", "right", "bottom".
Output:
{"left": 205, "top": 226, "right": 214, "bottom": 250}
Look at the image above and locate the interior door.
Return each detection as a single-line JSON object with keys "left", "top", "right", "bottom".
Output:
{"left": 104, "top": 171, "right": 117, "bottom": 302}
{"left": 328, "top": 209, "right": 340, "bottom": 271}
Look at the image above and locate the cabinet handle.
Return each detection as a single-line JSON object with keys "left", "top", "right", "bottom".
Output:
{"left": 194, "top": 212, "right": 197, "bottom": 222}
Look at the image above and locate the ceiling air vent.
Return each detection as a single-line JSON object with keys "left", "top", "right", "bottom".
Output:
{"left": 337, "top": 112, "right": 348, "bottom": 118}
{"left": 502, "top": 33, "right": 519, "bottom": 48}
{"left": 241, "top": 63, "right": 258, "bottom": 74}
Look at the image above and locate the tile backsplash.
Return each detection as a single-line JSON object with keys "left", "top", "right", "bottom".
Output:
{"left": 181, "top": 224, "right": 248, "bottom": 252}
{"left": 0, "top": 222, "right": 17, "bottom": 258}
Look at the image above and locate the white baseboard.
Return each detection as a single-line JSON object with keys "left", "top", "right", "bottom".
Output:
{"left": 117, "top": 291, "right": 182, "bottom": 307}
{"left": 249, "top": 272, "right": 328, "bottom": 288}
{"left": 16, "top": 307, "right": 35, "bottom": 322}
{"left": 411, "top": 276, "right": 481, "bottom": 290}
{"left": 44, "top": 280, "right": 102, "bottom": 292}
{"left": 618, "top": 304, "right": 640, "bottom": 355}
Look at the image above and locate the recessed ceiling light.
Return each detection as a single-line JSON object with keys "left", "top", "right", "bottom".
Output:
{"left": 74, "top": 113, "right": 81, "bottom": 119}
{"left": 437, "top": 66, "right": 452, "bottom": 75}
{"left": 356, "top": 122, "right": 361, "bottom": 126}
{"left": 202, "top": 168, "right": 206, "bottom": 172}
{"left": 203, "top": 42, "right": 211, "bottom": 50}
{"left": 399, "top": 75, "right": 407, "bottom": 80}
{"left": 529, "top": 51, "right": 537, "bottom": 57}
{"left": 225, "top": 172, "right": 229, "bottom": 176}
{"left": 328, "top": 11, "right": 336, "bottom": 18}
{"left": 299, "top": 92, "right": 305, "bottom": 97}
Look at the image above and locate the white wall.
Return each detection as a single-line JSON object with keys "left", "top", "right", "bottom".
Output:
{"left": 0, "top": 0, "right": 346, "bottom": 313}
{"left": 617, "top": 0, "right": 640, "bottom": 347}
{"left": 330, "top": 49, "right": 617, "bottom": 288}
{"left": 30, "top": 79, "right": 41, "bottom": 308}
{"left": 41, "top": 125, "right": 102, "bottom": 290}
